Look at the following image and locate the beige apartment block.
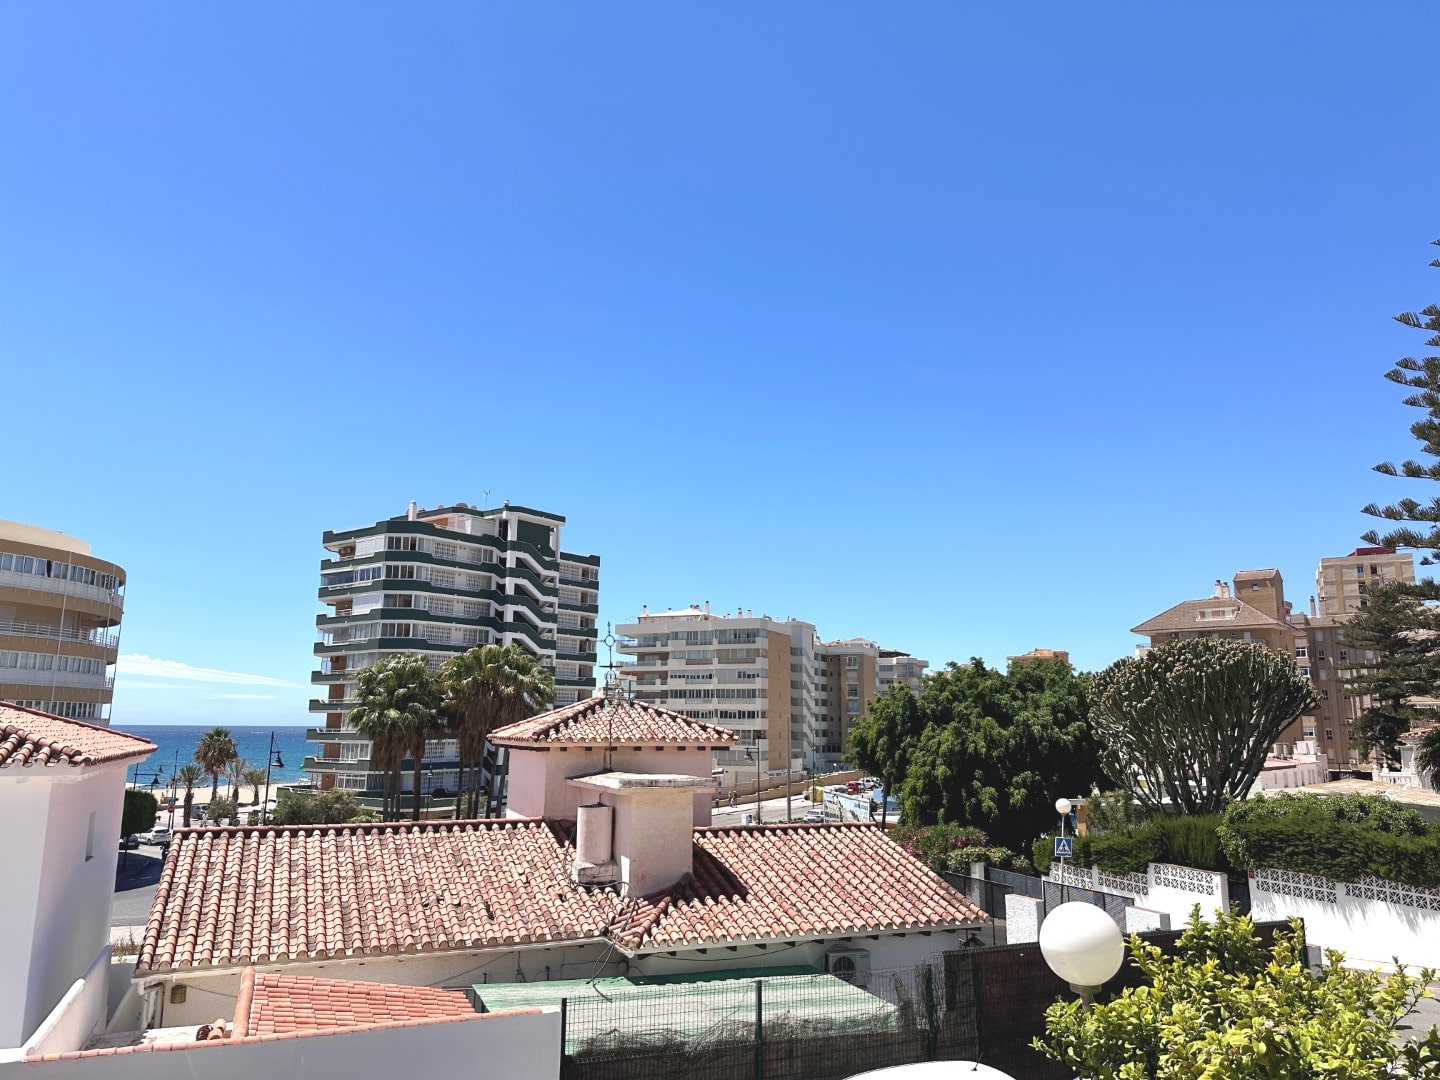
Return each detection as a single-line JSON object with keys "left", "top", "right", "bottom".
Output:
{"left": 1006, "top": 648, "right": 1071, "bottom": 670}
{"left": 0, "top": 520, "right": 125, "bottom": 724}
{"left": 1133, "top": 552, "right": 1418, "bottom": 775}
{"left": 616, "top": 608, "right": 927, "bottom": 780}
{"left": 1316, "top": 546, "right": 1416, "bottom": 616}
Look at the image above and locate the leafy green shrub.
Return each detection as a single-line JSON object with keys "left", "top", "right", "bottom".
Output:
{"left": 121, "top": 788, "right": 159, "bottom": 838}
{"left": 207, "top": 797, "right": 237, "bottom": 825}
{"left": 895, "top": 822, "right": 1034, "bottom": 875}
{"left": 1084, "top": 789, "right": 1149, "bottom": 836}
{"left": 1034, "top": 813, "right": 1229, "bottom": 875}
{"left": 1218, "top": 794, "right": 1440, "bottom": 888}
{"left": 1089, "top": 827, "right": 1163, "bottom": 872}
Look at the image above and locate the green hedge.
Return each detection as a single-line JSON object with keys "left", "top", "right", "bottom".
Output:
{"left": 1217, "top": 794, "right": 1440, "bottom": 888}
{"left": 1033, "top": 814, "right": 1228, "bottom": 875}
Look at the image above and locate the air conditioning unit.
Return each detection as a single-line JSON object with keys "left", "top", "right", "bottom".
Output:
{"left": 823, "top": 945, "right": 872, "bottom": 984}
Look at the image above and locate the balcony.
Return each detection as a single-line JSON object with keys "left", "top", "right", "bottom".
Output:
{"left": 0, "top": 569, "right": 123, "bottom": 610}
{"left": 308, "top": 699, "right": 359, "bottom": 713}
{"left": 304, "top": 756, "right": 370, "bottom": 774}
{"left": 1, "top": 671, "right": 113, "bottom": 691}
{"left": 311, "top": 669, "right": 351, "bottom": 684}
{"left": 305, "top": 727, "right": 364, "bottom": 743}
{"left": 0, "top": 621, "right": 120, "bottom": 651}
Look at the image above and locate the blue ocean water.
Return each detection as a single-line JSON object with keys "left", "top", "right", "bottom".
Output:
{"left": 121, "top": 725, "right": 312, "bottom": 785}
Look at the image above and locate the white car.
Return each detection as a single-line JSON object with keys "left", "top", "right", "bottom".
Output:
{"left": 137, "top": 826, "right": 171, "bottom": 845}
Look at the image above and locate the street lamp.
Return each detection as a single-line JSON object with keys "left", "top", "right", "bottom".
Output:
{"left": 261, "top": 732, "right": 285, "bottom": 826}
{"left": 1038, "top": 902, "right": 1125, "bottom": 1007}
{"left": 1055, "top": 797, "right": 1073, "bottom": 901}
{"left": 744, "top": 746, "right": 761, "bottom": 824}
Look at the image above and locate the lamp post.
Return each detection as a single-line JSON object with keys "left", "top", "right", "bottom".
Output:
{"left": 744, "top": 746, "right": 761, "bottom": 824}
{"left": 1038, "top": 902, "right": 1125, "bottom": 1008}
{"left": 1055, "top": 796, "right": 1072, "bottom": 902}
{"left": 261, "top": 732, "right": 285, "bottom": 826}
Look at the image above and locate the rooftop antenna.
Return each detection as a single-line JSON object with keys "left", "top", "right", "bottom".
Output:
{"left": 600, "top": 623, "right": 629, "bottom": 769}
{"left": 483, "top": 489, "right": 491, "bottom": 508}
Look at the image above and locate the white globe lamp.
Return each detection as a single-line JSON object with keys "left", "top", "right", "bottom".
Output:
{"left": 1054, "top": 797, "right": 1072, "bottom": 818}
{"left": 1038, "top": 902, "right": 1125, "bottom": 1003}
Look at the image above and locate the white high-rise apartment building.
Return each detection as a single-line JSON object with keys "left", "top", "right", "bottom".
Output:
{"left": 309, "top": 501, "right": 599, "bottom": 815}
{"left": 616, "top": 606, "right": 926, "bottom": 780}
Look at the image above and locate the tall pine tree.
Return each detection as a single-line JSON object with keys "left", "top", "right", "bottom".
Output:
{"left": 1350, "top": 239, "right": 1440, "bottom": 766}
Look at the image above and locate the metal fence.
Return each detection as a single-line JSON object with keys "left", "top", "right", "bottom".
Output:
{"left": 557, "top": 922, "right": 1301, "bottom": 1080}
{"left": 560, "top": 962, "right": 979, "bottom": 1080}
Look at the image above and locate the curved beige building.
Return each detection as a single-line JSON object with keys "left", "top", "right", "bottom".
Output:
{"left": 0, "top": 520, "right": 124, "bottom": 723}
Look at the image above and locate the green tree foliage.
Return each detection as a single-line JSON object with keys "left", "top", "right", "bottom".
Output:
{"left": 1218, "top": 793, "right": 1440, "bottom": 887}
{"left": 175, "top": 763, "right": 203, "bottom": 827}
{"left": 207, "top": 796, "right": 237, "bottom": 825}
{"left": 1032, "top": 813, "right": 1227, "bottom": 875}
{"left": 121, "top": 788, "right": 158, "bottom": 838}
{"left": 1035, "top": 910, "right": 1440, "bottom": 1079}
{"left": 1083, "top": 789, "right": 1148, "bottom": 836}
{"left": 1091, "top": 639, "right": 1318, "bottom": 816}
{"left": 243, "top": 767, "right": 267, "bottom": 805}
{"left": 848, "top": 687, "right": 926, "bottom": 827}
{"left": 193, "top": 727, "right": 238, "bottom": 803}
{"left": 1361, "top": 241, "right": 1440, "bottom": 560}
{"left": 1418, "top": 726, "right": 1440, "bottom": 792}
{"left": 898, "top": 658, "right": 1100, "bottom": 851}
{"left": 350, "top": 653, "right": 442, "bottom": 822}
{"left": 891, "top": 822, "right": 1032, "bottom": 875}
{"left": 1339, "top": 581, "right": 1440, "bottom": 767}
{"left": 440, "top": 643, "right": 556, "bottom": 818}
{"left": 272, "top": 789, "right": 362, "bottom": 826}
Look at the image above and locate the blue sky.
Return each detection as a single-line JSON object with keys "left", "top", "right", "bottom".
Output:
{"left": 3, "top": 4, "right": 1436, "bottom": 725}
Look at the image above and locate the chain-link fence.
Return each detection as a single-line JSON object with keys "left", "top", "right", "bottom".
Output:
{"left": 560, "top": 962, "right": 979, "bottom": 1080}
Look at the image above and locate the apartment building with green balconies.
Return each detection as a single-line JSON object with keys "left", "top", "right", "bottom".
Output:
{"left": 308, "top": 500, "right": 600, "bottom": 814}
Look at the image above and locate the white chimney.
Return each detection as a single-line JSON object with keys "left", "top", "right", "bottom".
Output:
{"left": 641, "top": 604, "right": 648, "bottom": 617}
{"left": 1213, "top": 579, "right": 1224, "bottom": 598}
{"left": 407, "top": 500, "right": 418, "bottom": 521}
{"left": 704, "top": 600, "right": 710, "bottom": 616}
{"left": 567, "top": 773, "right": 713, "bottom": 896}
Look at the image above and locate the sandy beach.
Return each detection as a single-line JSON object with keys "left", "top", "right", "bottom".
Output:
{"left": 128, "top": 778, "right": 311, "bottom": 821}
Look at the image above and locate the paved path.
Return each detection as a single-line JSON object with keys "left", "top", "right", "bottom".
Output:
{"left": 112, "top": 844, "right": 166, "bottom": 930}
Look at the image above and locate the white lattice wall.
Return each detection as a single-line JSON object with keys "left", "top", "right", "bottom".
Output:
{"left": 1250, "top": 868, "right": 1440, "bottom": 968}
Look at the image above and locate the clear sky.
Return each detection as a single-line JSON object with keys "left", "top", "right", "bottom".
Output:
{"left": 3, "top": 4, "right": 1437, "bottom": 725}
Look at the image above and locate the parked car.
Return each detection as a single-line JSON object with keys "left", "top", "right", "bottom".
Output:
{"left": 138, "top": 826, "right": 171, "bottom": 845}
{"left": 803, "top": 811, "right": 826, "bottom": 823}
{"left": 119, "top": 834, "right": 140, "bottom": 850}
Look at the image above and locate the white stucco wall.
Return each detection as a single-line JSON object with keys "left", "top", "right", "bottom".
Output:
{"left": 4, "top": 1006, "right": 561, "bottom": 1080}
{"left": 1249, "top": 869, "right": 1440, "bottom": 968}
{"left": 15, "top": 947, "right": 112, "bottom": 1059}
{"left": 505, "top": 746, "right": 715, "bottom": 824}
{"left": 0, "top": 761, "right": 132, "bottom": 1047}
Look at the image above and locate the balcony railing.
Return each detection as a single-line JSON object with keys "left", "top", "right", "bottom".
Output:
{"left": 0, "top": 620, "right": 119, "bottom": 650}
{"left": 0, "top": 569, "right": 123, "bottom": 608}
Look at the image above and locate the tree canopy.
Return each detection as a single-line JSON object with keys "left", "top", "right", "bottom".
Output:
{"left": 121, "top": 788, "right": 158, "bottom": 838}
{"left": 193, "top": 726, "right": 237, "bottom": 803}
{"left": 1035, "top": 910, "right": 1440, "bottom": 1080}
{"left": 847, "top": 686, "right": 925, "bottom": 826}
{"left": 896, "top": 658, "right": 1100, "bottom": 852}
{"left": 1339, "top": 580, "right": 1440, "bottom": 767}
{"left": 1362, "top": 240, "right": 1440, "bottom": 561}
{"left": 1090, "top": 638, "right": 1317, "bottom": 816}
{"left": 350, "top": 653, "right": 442, "bottom": 821}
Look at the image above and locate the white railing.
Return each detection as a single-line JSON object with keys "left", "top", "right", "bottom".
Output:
{"left": 0, "top": 621, "right": 118, "bottom": 649}
{"left": 0, "top": 570, "right": 122, "bottom": 609}
{"left": 4, "top": 671, "right": 113, "bottom": 691}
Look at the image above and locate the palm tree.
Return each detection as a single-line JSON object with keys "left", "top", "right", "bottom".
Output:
{"left": 229, "top": 757, "right": 254, "bottom": 803}
{"left": 1417, "top": 727, "right": 1440, "bottom": 792}
{"left": 350, "top": 654, "right": 441, "bottom": 822}
{"left": 194, "top": 727, "right": 238, "bottom": 803}
{"left": 440, "top": 643, "right": 556, "bottom": 818}
{"left": 177, "top": 764, "right": 204, "bottom": 827}
{"left": 243, "top": 767, "right": 267, "bottom": 805}
{"left": 403, "top": 705, "right": 447, "bottom": 822}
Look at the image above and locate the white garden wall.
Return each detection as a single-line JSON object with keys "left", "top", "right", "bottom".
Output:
{"left": 1249, "top": 869, "right": 1440, "bottom": 969}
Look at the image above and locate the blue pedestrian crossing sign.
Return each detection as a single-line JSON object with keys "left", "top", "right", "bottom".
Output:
{"left": 1053, "top": 836, "right": 1074, "bottom": 859}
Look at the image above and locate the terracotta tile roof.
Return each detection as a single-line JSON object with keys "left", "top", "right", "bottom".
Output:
{"left": 140, "top": 820, "right": 983, "bottom": 974}
{"left": 1233, "top": 568, "right": 1279, "bottom": 581}
{"left": 1131, "top": 598, "right": 1290, "bottom": 636}
{"left": 491, "top": 697, "right": 737, "bottom": 747}
{"left": 1399, "top": 723, "right": 1439, "bottom": 744}
{"left": 239, "top": 970, "right": 475, "bottom": 1035}
{"left": 609, "top": 822, "right": 983, "bottom": 951}
{"left": 137, "top": 818, "right": 617, "bottom": 974}
{"left": 0, "top": 703, "right": 156, "bottom": 769}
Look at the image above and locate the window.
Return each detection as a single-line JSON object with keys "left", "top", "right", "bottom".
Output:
{"left": 1357, "top": 566, "right": 1366, "bottom": 577}
{"left": 1371, "top": 564, "right": 1380, "bottom": 576}
{"left": 1251, "top": 582, "right": 1260, "bottom": 591}
{"left": 1296, "top": 646, "right": 1308, "bottom": 658}
{"left": 1322, "top": 688, "right": 1330, "bottom": 700}
{"left": 1300, "top": 666, "right": 1311, "bottom": 678}
{"left": 386, "top": 535, "right": 420, "bottom": 552}
{"left": 846, "top": 656, "right": 858, "bottom": 669}
{"left": 1339, "top": 650, "right": 1348, "bottom": 662}
{"left": 1317, "top": 651, "right": 1326, "bottom": 661}
{"left": 1326, "top": 729, "right": 1334, "bottom": 741}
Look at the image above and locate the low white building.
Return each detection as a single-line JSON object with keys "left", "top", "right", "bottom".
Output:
{"left": 1254, "top": 740, "right": 1329, "bottom": 793}
{"left": 0, "top": 704, "right": 155, "bottom": 1052}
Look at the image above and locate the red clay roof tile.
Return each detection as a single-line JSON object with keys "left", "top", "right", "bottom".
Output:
{"left": 0, "top": 703, "right": 156, "bottom": 769}
{"left": 140, "top": 819, "right": 982, "bottom": 973}
{"left": 241, "top": 971, "right": 475, "bottom": 1035}
{"left": 490, "top": 698, "right": 737, "bottom": 747}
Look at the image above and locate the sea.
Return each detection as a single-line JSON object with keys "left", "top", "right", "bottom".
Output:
{"left": 122, "top": 725, "right": 314, "bottom": 785}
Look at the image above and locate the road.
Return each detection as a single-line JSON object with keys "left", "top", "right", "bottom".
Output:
{"left": 710, "top": 791, "right": 826, "bottom": 826}
{"left": 112, "top": 843, "right": 167, "bottom": 941}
